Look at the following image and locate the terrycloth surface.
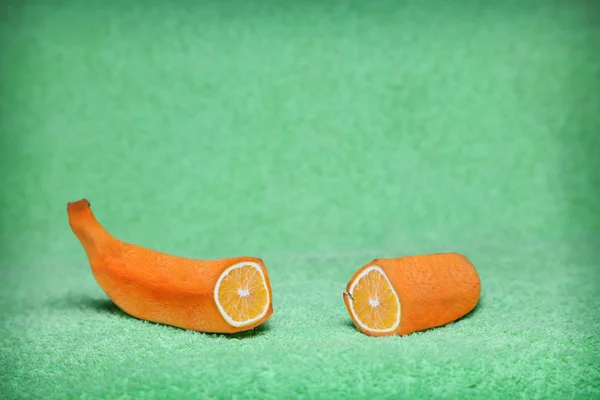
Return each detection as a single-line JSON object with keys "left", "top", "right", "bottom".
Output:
{"left": 1, "top": 1, "right": 599, "bottom": 398}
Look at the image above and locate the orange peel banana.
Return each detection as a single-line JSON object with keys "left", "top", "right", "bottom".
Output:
{"left": 343, "top": 253, "right": 481, "bottom": 337}
{"left": 67, "top": 199, "right": 274, "bottom": 334}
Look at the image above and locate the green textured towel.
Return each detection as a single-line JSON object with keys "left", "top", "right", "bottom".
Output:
{"left": 1, "top": 1, "right": 599, "bottom": 399}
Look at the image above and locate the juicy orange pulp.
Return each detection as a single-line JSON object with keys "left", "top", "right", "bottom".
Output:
{"left": 215, "top": 262, "right": 270, "bottom": 327}
{"left": 347, "top": 266, "right": 401, "bottom": 334}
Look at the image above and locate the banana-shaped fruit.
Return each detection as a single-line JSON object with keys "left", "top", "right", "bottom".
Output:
{"left": 343, "top": 253, "right": 480, "bottom": 337}
{"left": 67, "top": 199, "right": 273, "bottom": 334}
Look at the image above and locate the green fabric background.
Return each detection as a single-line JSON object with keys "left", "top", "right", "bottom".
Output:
{"left": 1, "top": 0, "right": 599, "bottom": 398}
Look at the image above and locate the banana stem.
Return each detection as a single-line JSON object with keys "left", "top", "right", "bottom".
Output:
{"left": 68, "top": 199, "right": 116, "bottom": 258}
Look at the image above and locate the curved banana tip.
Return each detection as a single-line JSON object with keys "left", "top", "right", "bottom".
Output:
{"left": 67, "top": 198, "right": 91, "bottom": 212}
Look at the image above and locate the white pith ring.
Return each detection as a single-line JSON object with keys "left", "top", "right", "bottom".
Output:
{"left": 214, "top": 261, "right": 270, "bottom": 327}
{"left": 347, "top": 265, "right": 401, "bottom": 333}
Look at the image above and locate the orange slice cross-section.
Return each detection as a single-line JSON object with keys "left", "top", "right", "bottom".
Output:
{"left": 344, "top": 265, "right": 401, "bottom": 336}
{"left": 214, "top": 261, "right": 271, "bottom": 328}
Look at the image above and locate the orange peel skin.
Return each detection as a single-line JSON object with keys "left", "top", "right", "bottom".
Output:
{"left": 67, "top": 199, "right": 273, "bottom": 334}
{"left": 343, "top": 253, "right": 481, "bottom": 337}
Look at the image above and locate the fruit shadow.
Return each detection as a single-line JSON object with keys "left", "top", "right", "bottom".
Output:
{"left": 50, "top": 293, "right": 270, "bottom": 339}
{"left": 341, "top": 293, "right": 485, "bottom": 334}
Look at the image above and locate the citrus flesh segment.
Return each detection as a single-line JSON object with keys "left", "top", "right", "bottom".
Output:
{"left": 214, "top": 261, "right": 270, "bottom": 327}
{"left": 347, "top": 265, "right": 401, "bottom": 334}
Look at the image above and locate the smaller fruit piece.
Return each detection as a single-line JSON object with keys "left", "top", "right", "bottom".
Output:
{"left": 343, "top": 253, "right": 481, "bottom": 337}
{"left": 67, "top": 198, "right": 273, "bottom": 334}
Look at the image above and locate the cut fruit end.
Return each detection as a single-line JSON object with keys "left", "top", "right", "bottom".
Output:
{"left": 214, "top": 261, "right": 270, "bottom": 328}
{"left": 346, "top": 265, "right": 401, "bottom": 335}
